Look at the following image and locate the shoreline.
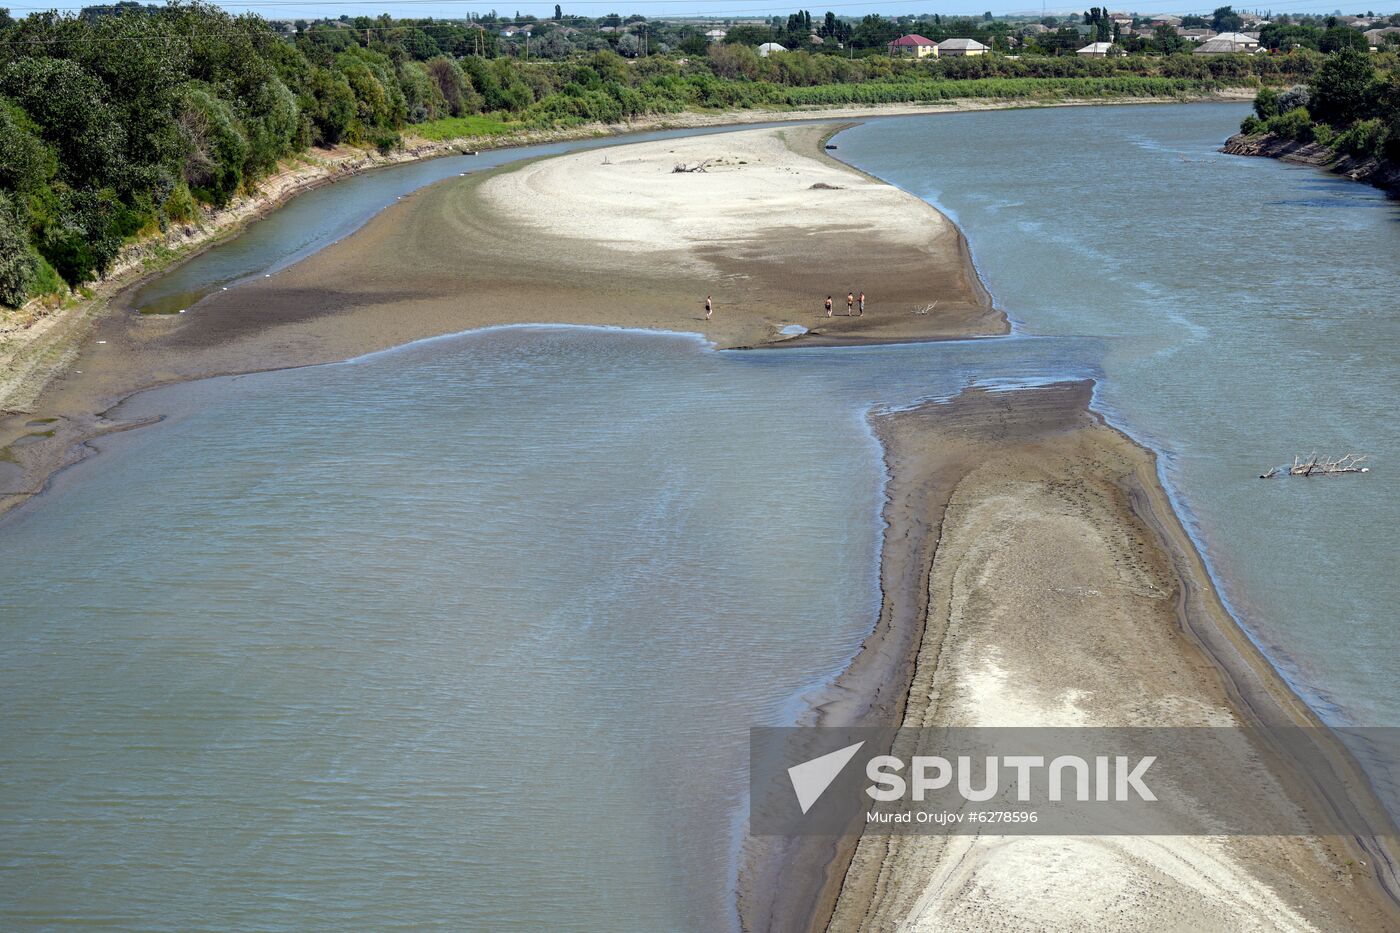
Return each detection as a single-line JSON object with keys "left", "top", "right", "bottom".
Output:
{"left": 739, "top": 382, "right": 1398, "bottom": 932}
{"left": 1222, "top": 131, "right": 1400, "bottom": 197}
{"left": 2, "top": 98, "right": 1394, "bottom": 930}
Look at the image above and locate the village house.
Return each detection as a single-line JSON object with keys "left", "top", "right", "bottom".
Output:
{"left": 1077, "top": 41, "right": 1123, "bottom": 57}
{"left": 704, "top": 28, "right": 727, "bottom": 42}
{"left": 757, "top": 41, "right": 787, "bottom": 57}
{"left": 1194, "top": 34, "right": 1258, "bottom": 55}
{"left": 1212, "top": 31, "right": 1261, "bottom": 51}
{"left": 888, "top": 33, "right": 939, "bottom": 57}
{"left": 1021, "top": 22, "right": 1050, "bottom": 35}
{"left": 1149, "top": 14, "right": 1182, "bottom": 26}
{"left": 937, "top": 37, "right": 989, "bottom": 56}
{"left": 1365, "top": 26, "right": 1400, "bottom": 47}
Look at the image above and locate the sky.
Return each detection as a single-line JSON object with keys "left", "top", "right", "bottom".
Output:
{"left": 8, "top": 0, "right": 1395, "bottom": 21}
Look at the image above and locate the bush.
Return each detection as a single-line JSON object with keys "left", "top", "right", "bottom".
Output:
{"left": 177, "top": 86, "right": 249, "bottom": 206}
{"left": 1239, "top": 114, "right": 1265, "bottom": 134}
{"left": 1265, "top": 107, "right": 1315, "bottom": 141}
{"left": 1333, "top": 118, "right": 1388, "bottom": 157}
{"left": 1252, "top": 86, "right": 1280, "bottom": 120}
{"left": 1277, "top": 84, "right": 1310, "bottom": 112}
{"left": 0, "top": 194, "right": 37, "bottom": 309}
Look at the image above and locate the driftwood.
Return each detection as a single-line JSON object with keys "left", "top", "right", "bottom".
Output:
{"left": 672, "top": 159, "right": 711, "bottom": 173}
{"left": 1260, "top": 452, "right": 1370, "bottom": 479}
{"left": 912, "top": 301, "right": 939, "bottom": 316}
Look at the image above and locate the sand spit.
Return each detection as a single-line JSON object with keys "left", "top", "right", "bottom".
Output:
{"left": 741, "top": 382, "right": 1398, "bottom": 932}
{"left": 0, "top": 123, "right": 1001, "bottom": 521}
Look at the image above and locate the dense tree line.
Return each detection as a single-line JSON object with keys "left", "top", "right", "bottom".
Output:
{"left": 0, "top": 2, "right": 1282, "bottom": 309}
{"left": 1240, "top": 48, "right": 1400, "bottom": 163}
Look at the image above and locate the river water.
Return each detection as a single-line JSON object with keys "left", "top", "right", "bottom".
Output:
{"left": 0, "top": 104, "right": 1395, "bottom": 930}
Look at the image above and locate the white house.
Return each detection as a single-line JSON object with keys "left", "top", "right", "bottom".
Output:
{"left": 757, "top": 42, "right": 788, "bottom": 56}
{"left": 704, "top": 28, "right": 727, "bottom": 42}
{"left": 1212, "top": 31, "right": 1261, "bottom": 50}
{"left": 1194, "top": 36, "right": 1256, "bottom": 55}
{"left": 1076, "top": 41, "right": 1121, "bottom": 57}
{"left": 937, "top": 37, "right": 989, "bottom": 56}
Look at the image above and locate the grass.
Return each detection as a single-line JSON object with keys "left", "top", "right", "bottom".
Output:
{"left": 409, "top": 114, "right": 519, "bottom": 141}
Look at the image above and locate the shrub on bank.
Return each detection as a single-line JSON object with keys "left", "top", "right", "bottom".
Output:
{"left": 1334, "top": 118, "right": 1387, "bottom": 157}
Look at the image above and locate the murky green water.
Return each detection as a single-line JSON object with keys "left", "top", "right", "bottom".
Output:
{"left": 1, "top": 104, "right": 1395, "bottom": 930}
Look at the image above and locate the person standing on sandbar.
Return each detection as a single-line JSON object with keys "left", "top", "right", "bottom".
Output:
{"left": 847, "top": 292, "right": 854, "bottom": 316}
{"left": 825, "top": 296, "right": 833, "bottom": 318}
{"left": 705, "top": 295, "right": 713, "bottom": 320}
{"left": 858, "top": 291, "right": 865, "bottom": 317}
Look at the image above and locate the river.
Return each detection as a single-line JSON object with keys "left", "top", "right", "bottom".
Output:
{"left": 0, "top": 103, "right": 1395, "bottom": 930}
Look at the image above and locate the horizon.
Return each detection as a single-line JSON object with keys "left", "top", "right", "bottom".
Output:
{"left": 5, "top": 0, "right": 1398, "bottom": 23}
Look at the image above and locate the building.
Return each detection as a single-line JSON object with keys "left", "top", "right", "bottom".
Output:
{"left": 888, "top": 33, "right": 940, "bottom": 57}
{"left": 1212, "top": 31, "right": 1261, "bottom": 50}
{"left": 1364, "top": 26, "right": 1400, "bottom": 47}
{"left": 704, "top": 28, "right": 727, "bottom": 42}
{"left": 1076, "top": 41, "right": 1121, "bottom": 57}
{"left": 1149, "top": 14, "right": 1182, "bottom": 26}
{"left": 937, "top": 37, "right": 989, "bottom": 56}
{"left": 1194, "top": 36, "right": 1256, "bottom": 55}
{"left": 1021, "top": 23, "right": 1050, "bottom": 35}
{"left": 756, "top": 42, "right": 788, "bottom": 57}
{"left": 1180, "top": 28, "right": 1216, "bottom": 42}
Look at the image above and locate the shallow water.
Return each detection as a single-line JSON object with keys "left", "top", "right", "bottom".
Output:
{"left": 836, "top": 104, "right": 1400, "bottom": 735}
{"left": 0, "top": 325, "right": 1093, "bottom": 930}
{"left": 1, "top": 104, "right": 1397, "bottom": 930}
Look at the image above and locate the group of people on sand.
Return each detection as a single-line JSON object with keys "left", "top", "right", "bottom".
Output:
{"left": 703, "top": 291, "right": 866, "bottom": 322}
{"left": 826, "top": 291, "right": 865, "bottom": 318}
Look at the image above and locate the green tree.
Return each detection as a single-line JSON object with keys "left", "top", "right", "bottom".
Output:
{"left": 1211, "top": 6, "right": 1243, "bottom": 32}
{"left": 1252, "top": 86, "right": 1280, "bottom": 120}
{"left": 0, "top": 192, "right": 36, "bottom": 307}
{"left": 1309, "top": 47, "right": 1376, "bottom": 126}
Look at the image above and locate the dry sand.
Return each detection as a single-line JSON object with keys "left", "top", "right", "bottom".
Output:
{"left": 739, "top": 383, "right": 1398, "bottom": 933}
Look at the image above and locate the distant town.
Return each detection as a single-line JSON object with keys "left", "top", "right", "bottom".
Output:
{"left": 254, "top": 6, "right": 1400, "bottom": 60}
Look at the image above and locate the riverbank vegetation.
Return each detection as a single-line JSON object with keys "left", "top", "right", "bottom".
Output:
{"left": 0, "top": 2, "right": 1290, "bottom": 309}
{"left": 1238, "top": 47, "right": 1400, "bottom": 162}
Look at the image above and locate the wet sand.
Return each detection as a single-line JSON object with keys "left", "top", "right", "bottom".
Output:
{"left": 739, "top": 383, "right": 1399, "bottom": 932}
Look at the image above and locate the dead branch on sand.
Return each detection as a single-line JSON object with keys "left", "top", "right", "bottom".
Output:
{"left": 672, "top": 160, "right": 711, "bottom": 173}
{"left": 912, "top": 301, "right": 939, "bottom": 315}
{"left": 1259, "top": 452, "right": 1371, "bottom": 479}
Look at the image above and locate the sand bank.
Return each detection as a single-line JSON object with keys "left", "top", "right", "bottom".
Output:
{"left": 739, "top": 383, "right": 1398, "bottom": 932}
{"left": 0, "top": 122, "right": 1001, "bottom": 519}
